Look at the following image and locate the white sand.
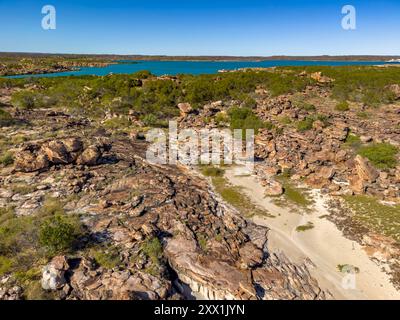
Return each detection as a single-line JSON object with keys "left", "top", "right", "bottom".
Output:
{"left": 224, "top": 167, "right": 400, "bottom": 300}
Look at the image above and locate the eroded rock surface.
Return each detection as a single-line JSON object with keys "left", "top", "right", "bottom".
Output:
{"left": 0, "top": 109, "right": 326, "bottom": 300}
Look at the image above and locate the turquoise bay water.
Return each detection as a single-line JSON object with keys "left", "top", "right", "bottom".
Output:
{"left": 6, "top": 60, "right": 396, "bottom": 78}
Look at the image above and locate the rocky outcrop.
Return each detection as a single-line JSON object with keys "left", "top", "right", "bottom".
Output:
{"left": 14, "top": 138, "right": 109, "bottom": 172}
{"left": 250, "top": 94, "right": 399, "bottom": 202}
{"left": 177, "top": 103, "right": 193, "bottom": 117}
{"left": 14, "top": 143, "right": 50, "bottom": 172}
{"left": 349, "top": 155, "right": 379, "bottom": 194}
{"left": 0, "top": 126, "right": 325, "bottom": 301}
{"left": 310, "top": 72, "right": 334, "bottom": 84}
{"left": 354, "top": 155, "right": 379, "bottom": 183}
{"left": 67, "top": 258, "right": 171, "bottom": 300}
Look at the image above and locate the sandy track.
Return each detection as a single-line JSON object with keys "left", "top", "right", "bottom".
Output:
{"left": 224, "top": 167, "right": 400, "bottom": 300}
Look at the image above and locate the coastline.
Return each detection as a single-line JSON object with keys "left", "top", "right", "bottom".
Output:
{"left": 3, "top": 59, "right": 399, "bottom": 79}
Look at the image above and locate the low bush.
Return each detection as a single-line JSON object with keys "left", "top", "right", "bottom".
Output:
{"left": 201, "top": 166, "right": 225, "bottom": 177}
{"left": 297, "top": 102, "right": 316, "bottom": 112}
{"left": 296, "top": 117, "right": 314, "bottom": 132}
{"left": 296, "top": 222, "right": 314, "bottom": 232}
{"left": 344, "top": 133, "right": 362, "bottom": 150}
{"left": 0, "top": 109, "right": 14, "bottom": 126}
{"left": 358, "top": 143, "right": 398, "bottom": 169}
{"left": 335, "top": 101, "right": 350, "bottom": 111}
{"left": 214, "top": 112, "right": 230, "bottom": 126}
{"left": 11, "top": 91, "right": 38, "bottom": 109}
{"left": 229, "top": 107, "right": 273, "bottom": 134}
{"left": 356, "top": 111, "right": 370, "bottom": 119}
{"left": 278, "top": 116, "right": 292, "bottom": 125}
{"left": 0, "top": 151, "right": 14, "bottom": 166}
{"left": 90, "top": 246, "right": 122, "bottom": 269}
{"left": 0, "top": 256, "right": 13, "bottom": 276}
{"left": 141, "top": 237, "right": 163, "bottom": 265}
{"left": 38, "top": 215, "right": 79, "bottom": 255}
{"left": 103, "top": 116, "right": 131, "bottom": 129}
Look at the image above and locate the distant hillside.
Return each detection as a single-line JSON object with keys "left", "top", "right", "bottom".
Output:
{"left": 1, "top": 52, "right": 399, "bottom": 62}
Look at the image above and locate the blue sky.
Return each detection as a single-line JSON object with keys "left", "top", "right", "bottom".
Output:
{"left": 0, "top": 0, "right": 399, "bottom": 55}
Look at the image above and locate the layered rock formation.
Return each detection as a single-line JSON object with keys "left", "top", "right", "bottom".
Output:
{"left": 0, "top": 109, "right": 326, "bottom": 300}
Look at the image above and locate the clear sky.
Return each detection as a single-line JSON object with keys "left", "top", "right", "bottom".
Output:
{"left": 0, "top": 0, "right": 399, "bottom": 56}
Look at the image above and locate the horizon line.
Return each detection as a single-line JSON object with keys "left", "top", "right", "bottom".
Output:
{"left": 1, "top": 51, "right": 400, "bottom": 58}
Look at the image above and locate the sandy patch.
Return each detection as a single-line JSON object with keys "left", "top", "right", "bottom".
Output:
{"left": 225, "top": 167, "right": 400, "bottom": 300}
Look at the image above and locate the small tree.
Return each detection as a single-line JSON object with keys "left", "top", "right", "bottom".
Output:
{"left": 39, "top": 215, "right": 77, "bottom": 255}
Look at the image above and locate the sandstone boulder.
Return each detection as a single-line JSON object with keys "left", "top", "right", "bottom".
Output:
{"left": 318, "top": 166, "right": 336, "bottom": 179}
{"left": 14, "top": 144, "right": 50, "bottom": 172}
{"left": 239, "top": 242, "right": 264, "bottom": 268}
{"left": 41, "top": 256, "right": 69, "bottom": 291}
{"left": 310, "top": 72, "right": 333, "bottom": 84}
{"left": 63, "top": 137, "right": 84, "bottom": 154}
{"left": 354, "top": 155, "right": 379, "bottom": 183}
{"left": 349, "top": 175, "right": 366, "bottom": 194}
{"left": 263, "top": 179, "right": 284, "bottom": 196}
{"left": 14, "top": 138, "right": 87, "bottom": 172}
{"left": 77, "top": 146, "right": 101, "bottom": 166}
{"left": 41, "top": 140, "right": 72, "bottom": 164}
{"left": 305, "top": 175, "right": 331, "bottom": 189}
{"left": 178, "top": 103, "right": 192, "bottom": 116}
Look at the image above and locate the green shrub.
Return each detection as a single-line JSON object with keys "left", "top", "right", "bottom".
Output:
{"left": 11, "top": 91, "right": 37, "bottom": 109}
{"left": 211, "top": 176, "right": 272, "bottom": 218}
{"left": 10, "top": 183, "right": 36, "bottom": 195}
{"left": 39, "top": 197, "right": 65, "bottom": 217}
{"left": 278, "top": 116, "right": 292, "bottom": 125}
{"left": 103, "top": 116, "right": 131, "bottom": 129}
{"left": 296, "top": 222, "right": 314, "bottom": 232}
{"left": 197, "top": 233, "right": 208, "bottom": 252}
{"left": 141, "top": 114, "right": 158, "bottom": 127}
{"left": 344, "top": 133, "right": 362, "bottom": 149}
{"left": 337, "top": 264, "right": 360, "bottom": 274}
{"left": 38, "top": 215, "right": 78, "bottom": 255}
{"left": 0, "top": 207, "right": 15, "bottom": 226}
{"left": 356, "top": 111, "right": 370, "bottom": 119}
{"left": 0, "top": 151, "right": 14, "bottom": 166}
{"left": 297, "top": 102, "right": 316, "bottom": 112}
{"left": 281, "top": 181, "right": 313, "bottom": 207}
{"left": 201, "top": 166, "right": 225, "bottom": 177}
{"left": 358, "top": 143, "right": 398, "bottom": 169}
{"left": 214, "top": 112, "right": 229, "bottom": 126}
{"left": 0, "top": 256, "right": 13, "bottom": 276}
{"left": 229, "top": 107, "right": 272, "bottom": 134}
{"left": 0, "top": 209, "right": 36, "bottom": 256}
{"left": 141, "top": 237, "right": 163, "bottom": 265}
{"left": 131, "top": 70, "right": 153, "bottom": 79}
{"left": 296, "top": 117, "right": 314, "bottom": 132}
{"left": 0, "top": 109, "right": 14, "bottom": 126}
{"left": 335, "top": 101, "right": 350, "bottom": 111}
{"left": 242, "top": 97, "right": 257, "bottom": 109}
{"left": 24, "top": 281, "right": 55, "bottom": 300}
{"left": 90, "top": 246, "right": 121, "bottom": 269}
